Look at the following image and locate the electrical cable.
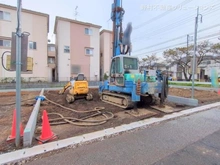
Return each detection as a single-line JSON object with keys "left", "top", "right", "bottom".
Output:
{"left": 129, "top": 0, "right": 165, "bottom": 22}
{"left": 1, "top": 51, "right": 12, "bottom": 72}
{"left": 134, "top": 32, "right": 220, "bottom": 57}
{"left": 42, "top": 91, "right": 115, "bottom": 126}
{"left": 44, "top": 96, "right": 106, "bottom": 113}
{"left": 47, "top": 112, "right": 114, "bottom": 126}
{"left": 133, "top": 3, "right": 220, "bottom": 41}
{"left": 133, "top": 0, "right": 219, "bottom": 33}
{"left": 132, "top": 0, "right": 220, "bottom": 40}
{"left": 133, "top": 0, "right": 193, "bottom": 30}
{"left": 133, "top": 25, "right": 220, "bottom": 53}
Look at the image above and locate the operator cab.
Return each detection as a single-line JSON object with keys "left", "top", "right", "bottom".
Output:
{"left": 72, "top": 73, "right": 87, "bottom": 81}
{"left": 109, "top": 55, "right": 139, "bottom": 86}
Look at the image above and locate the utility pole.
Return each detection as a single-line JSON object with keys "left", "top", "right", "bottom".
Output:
{"left": 187, "top": 34, "right": 193, "bottom": 78}
{"left": 15, "top": 0, "right": 22, "bottom": 147}
{"left": 187, "top": 34, "right": 189, "bottom": 76}
{"left": 187, "top": 34, "right": 189, "bottom": 57}
{"left": 191, "top": 7, "right": 202, "bottom": 98}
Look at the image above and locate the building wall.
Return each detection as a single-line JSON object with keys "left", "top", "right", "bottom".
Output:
{"left": 55, "top": 17, "right": 101, "bottom": 81}
{"left": 89, "top": 27, "right": 100, "bottom": 81}
{"left": 100, "top": 33, "right": 104, "bottom": 80}
{"left": 70, "top": 22, "right": 90, "bottom": 79}
{"left": 0, "top": 4, "right": 49, "bottom": 82}
{"left": 56, "top": 20, "right": 71, "bottom": 81}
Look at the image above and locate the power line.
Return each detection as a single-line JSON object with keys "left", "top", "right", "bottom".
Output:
{"left": 133, "top": 0, "right": 218, "bottom": 33}
{"left": 132, "top": 0, "right": 220, "bottom": 39}
{"left": 137, "top": 36, "right": 218, "bottom": 60}
{"left": 133, "top": 24, "right": 220, "bottom": 53}
{"left": 130, "top": 0, "right": 165, "bottom": 21}
{"left": 133, "top": 32, "right": 220, "bottom": 57}
{"left": 132, "top": 3, "right": 220, "bottom": 41}
{"left": 134, "top": 0, "right": 193, "bottom": 30}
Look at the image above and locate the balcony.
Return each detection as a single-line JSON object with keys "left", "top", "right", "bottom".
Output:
{"left": 48, "top": 63, "right": 56, "bottom": 68}
{"left": 48, "top": 44, "right": 56, "bottom": 57}
{"left": 48, "top": 57, "right": 56, "bottom": 68}
{"left": 48, "top": 51, "right": 56, "bottom": 57}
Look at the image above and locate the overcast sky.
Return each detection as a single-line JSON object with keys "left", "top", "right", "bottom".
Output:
{"left": 1, "top": 0, "right": 220, "bottom": 60}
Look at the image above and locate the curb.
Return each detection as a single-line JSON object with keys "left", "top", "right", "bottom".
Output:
{"left": 1, "top": 102, "right": 220, "bottom": 164}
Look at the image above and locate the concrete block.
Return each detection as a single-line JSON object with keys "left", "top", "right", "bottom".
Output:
{"left": 167, "top": 95, "right": 198, "bottom": 106}
{"left": 23, "top": 89, "right": 44, "bottom": 147}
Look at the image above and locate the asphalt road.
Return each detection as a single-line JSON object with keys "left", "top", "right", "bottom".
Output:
{"left": 26, "top": 107, "right": 220, "bottom": 165}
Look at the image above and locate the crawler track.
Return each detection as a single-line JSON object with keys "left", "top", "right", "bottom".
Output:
{"left": 100, "top": 91, "right": 134, "bottom": 109}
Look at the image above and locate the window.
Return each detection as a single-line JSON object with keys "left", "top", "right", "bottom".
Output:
{"left": 115, "top": 57, "right": 121, "bottom": 73}
{"left": 85, "top": 48, "right": 94, "bottom": 55}
{"left": 123, "top": 57, "right": 138, "bottom": 70}
{"left": 29, "top": 42, "right": 37, "bottom": 49}
{"left": 48, "top": 57, "right": 55, "bottom": 64}
{"left": 85, "top": 28, "right": 92, "bottom": 35}
{"left": 0, "top": 39, "right": 11, "bottom": 47}
{"left": 48, "top": 46, "right": 55, "bottom": 51}
{"left": 0, "top": 11, "right": 10, "bottom": 21}
{"left": 110, "top": 59, "right": 116, "bottom": 75}
{"left": 64, "top": 46, "right": 70, "bottom": 53}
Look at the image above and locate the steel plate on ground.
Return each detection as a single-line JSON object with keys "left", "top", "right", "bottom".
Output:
{"left": 124, "top": 108, "right": 158, "bottom": 120}
{"left": 150, "top": 105, "right": 179, "bottom": 114}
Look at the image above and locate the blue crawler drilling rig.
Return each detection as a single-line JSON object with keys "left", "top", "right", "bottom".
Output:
{"left": 99, "top": 0, "right": 168, "bottom": 109}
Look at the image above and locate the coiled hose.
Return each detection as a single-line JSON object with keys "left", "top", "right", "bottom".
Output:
{"left": 44, "top": 91, "right": 115, "bottom": 126}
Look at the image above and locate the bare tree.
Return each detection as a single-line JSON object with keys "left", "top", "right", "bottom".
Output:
{"left": 163, "top": 40, "right": 217, "bottom": 81}
{"left": 141, "top": 53, "right": 159, "bottom": 69}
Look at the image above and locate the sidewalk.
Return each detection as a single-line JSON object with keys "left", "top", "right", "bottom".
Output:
{"left": 26, "top": 107, "right": 220, "bottom": 165}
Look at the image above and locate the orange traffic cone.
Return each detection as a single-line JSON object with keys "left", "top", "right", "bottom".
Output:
{"left": 36, "top": 110, "right": 57, "bottom": 143}
{"left": 7, "top": 110, "right": 24, "bottom": 142}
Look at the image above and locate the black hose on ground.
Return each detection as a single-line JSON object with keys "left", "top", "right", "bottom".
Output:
{"left": 41, "top": 92, "right": 114, "bottom": 126}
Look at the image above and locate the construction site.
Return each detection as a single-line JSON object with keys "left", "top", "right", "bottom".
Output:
{"left": 1, "top": 0, "right": 220, "bottom": 164}
{"left": 1, "top": 87, "right": 220, "bottom": 155}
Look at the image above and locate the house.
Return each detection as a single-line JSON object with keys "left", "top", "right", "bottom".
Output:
{"left": 54, "top": 16, "right": 102, "bottom": 82}
{"left": 47, "top": 43, "right": 57, "bottom": 82}
{"left": 166, "top": 56, "right": 220, "bottom": 81}
{"left": 0, "top": 3, "right": 49, "bottom": 82}
{"left": 100, "top": 29, "right": 113, "bottom": 80}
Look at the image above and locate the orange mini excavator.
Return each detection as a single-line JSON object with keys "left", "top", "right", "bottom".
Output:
{"left": 58, "top": 73, "right": 93, "bottom": 103}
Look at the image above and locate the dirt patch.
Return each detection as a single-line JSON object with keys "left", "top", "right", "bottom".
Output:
{"left": 168, "top": 87, "right": 220, "bottom": 104}
{"left": 0, "top": 87, "right": 219, "bottom": 154}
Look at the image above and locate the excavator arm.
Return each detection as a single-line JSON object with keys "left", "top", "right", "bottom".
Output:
{"left": 59, "top": 81, "right": 72, "bottom": 94}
